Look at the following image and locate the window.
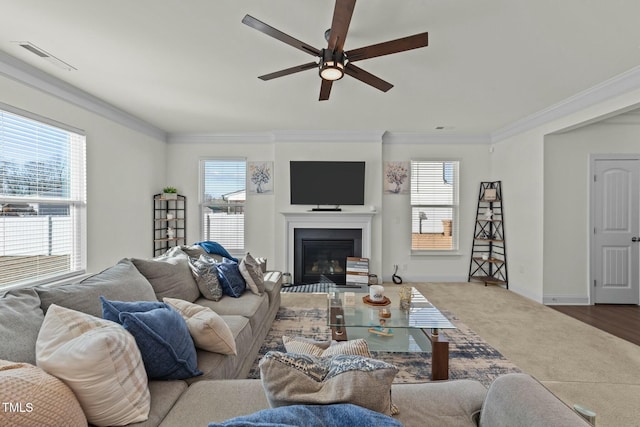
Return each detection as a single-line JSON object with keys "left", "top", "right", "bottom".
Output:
{"left": 410, "top": 160, "right": 459, "bottom": 251}
{"left": 200, "top": 159, "right": 246, "bottom": 255}
{"left": 0, "top": 105, "right": 86, "bottom": 289}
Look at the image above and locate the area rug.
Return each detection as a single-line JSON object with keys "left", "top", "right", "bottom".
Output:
{"left": 248, "top": 306, "right": 521, "bottom": 386}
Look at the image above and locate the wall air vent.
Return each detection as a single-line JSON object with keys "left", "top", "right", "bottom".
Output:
{"left": 13, "top": 41, "right": 77, "bottom": 71}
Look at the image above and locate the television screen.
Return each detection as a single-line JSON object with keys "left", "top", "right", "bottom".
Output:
{"left": 290, "top": 161, "right": 365, "bottom": 206}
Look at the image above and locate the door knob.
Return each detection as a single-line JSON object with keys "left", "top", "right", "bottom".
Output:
{"left": 632, "top": 237, "right": 640, "bottom": 242}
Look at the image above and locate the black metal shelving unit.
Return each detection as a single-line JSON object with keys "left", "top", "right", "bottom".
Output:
{"left": 153, "top": 193, "right": 186, "bottom": 257}
{"left": 468, "top": 181, "right": 508, "bottom": 288}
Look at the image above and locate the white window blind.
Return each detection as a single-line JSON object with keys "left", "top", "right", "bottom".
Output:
{"left": 0, "top": 106, "right": 86, "bottom": 288}
{"left": 200, "top": 159, "right": 246, "bottom": 255}
{"left": 410, "top": 160, "right": 459, "bottom": 251}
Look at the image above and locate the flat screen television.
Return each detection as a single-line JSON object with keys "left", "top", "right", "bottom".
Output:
{"left": 290, "top": 161, "right": 365, "bottom": 209}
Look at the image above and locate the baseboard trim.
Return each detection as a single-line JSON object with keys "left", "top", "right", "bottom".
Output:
{"left": 543, "top": 295, "right": 590, "bottom": 305}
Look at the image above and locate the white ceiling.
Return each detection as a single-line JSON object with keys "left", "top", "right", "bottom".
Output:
{"left": 1, "top": 0, "right": 640, "bottom": 138}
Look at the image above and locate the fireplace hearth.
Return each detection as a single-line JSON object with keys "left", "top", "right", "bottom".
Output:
{"left": 294, "top": 228, "right": 362, "bottom": 285}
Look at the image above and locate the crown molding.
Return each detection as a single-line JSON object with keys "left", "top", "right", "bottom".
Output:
{"left": 491, "top": 64, "right": 640, "bottom": 142}
{"left": 0, "top": 50, "right": 167, "bottom": 142}
{"left": 383, "top": 132, "right": 490, "bottom": 144}
{"left": 167, "top": 132, "right": 274, "bottom": 144}
{"left": 272, "top": 130, "right": 385, "bottom": 143}
{"left": 169, "top": 130, "right": 387, "bottom": 144}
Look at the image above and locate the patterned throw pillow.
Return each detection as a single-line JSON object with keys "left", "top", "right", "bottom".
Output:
{"left": 239, "top": 252, "right": 265, "bottom": 295}
{"left": 259, "top": 351, "right": 398, "bottom": 415}
{"left": 35, "top": 304, "right": 150, "bottom": 426}
{"left": 163, "top": 298, "right": 237, "bottom": 355}
{"left": 216, "top": 258, "right": 247, "bottom": 298}
{"left": 100, "top": 298, "right": 202, "bottom": 380}
{"left": 0, "top": 360, "right": 87, "bottom": 427}
{"left": 282, "top": 336, "right": 371, "bottom": 358}
{"left": 188, "top": 255, "right": 223, "bottom": 301}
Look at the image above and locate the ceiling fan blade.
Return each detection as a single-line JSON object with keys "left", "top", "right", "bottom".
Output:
{"left": 242, "top": 14, "right": 321, "bottom": 56}
{"left": 344, "top": 64, "right": 393, "bottom": 92}
{"left": 258, "top": 62, "right": 318, "bottom": 81}
{"left": 346, "top": 32, "right": 429, "bottom": 62}
{"left": 327, "top": 0, "right": 356, "bottom": 52}
{"left": 319, "top": 79, "right": 333, "bottom": 101}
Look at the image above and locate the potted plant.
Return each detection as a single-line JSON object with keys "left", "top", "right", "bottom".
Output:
{"left": 162, "top": 186, "right": 178, "bottom": 200}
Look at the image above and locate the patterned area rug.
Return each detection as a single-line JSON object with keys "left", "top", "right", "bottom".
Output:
{"left": 248, "top": 306, "right": 521, "bottom": 386}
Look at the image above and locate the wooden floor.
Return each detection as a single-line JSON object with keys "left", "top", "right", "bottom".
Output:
{"left": 551, "top": 304, "right": 640, "bottom": 347}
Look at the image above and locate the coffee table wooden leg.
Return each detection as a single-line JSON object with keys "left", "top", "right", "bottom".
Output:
{"left": 329, "top": 305, "right": 348, "bottom": 341}
{"left": 425, "top": 329, "right": 449, "bottom": 380}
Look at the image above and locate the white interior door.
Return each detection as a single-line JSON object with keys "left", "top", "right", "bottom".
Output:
{"left": 592, "top": 158, "right": 640, "bottom": 304}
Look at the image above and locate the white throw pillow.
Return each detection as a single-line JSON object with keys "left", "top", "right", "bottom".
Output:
{"left": 239, "top": 252, "right": 265, "bottom": 295}
{"left": 163, "top": 298, "right": 237, "bottom": 355}
{"left": 35, "top": 304, "right": 150, "bottom": 427}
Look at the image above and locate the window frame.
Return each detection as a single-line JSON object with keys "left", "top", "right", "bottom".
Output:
{"left": 199, "top": 158, "right": 246, "bottom": 257}
{"left": 0, "top": 103, "right": 87, "bottom": 289}
{"left": 410, "top": 159, "right": 460, "bottom": 255}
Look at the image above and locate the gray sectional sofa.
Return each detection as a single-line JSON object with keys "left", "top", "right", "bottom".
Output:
{"left": 0, "top": 251, "right": 592, "bottom": 427}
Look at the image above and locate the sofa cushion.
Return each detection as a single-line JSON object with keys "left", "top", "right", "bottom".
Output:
{"left": 391, "top": 380, "right": 486, "bottom": 427}
{"left": 100, "top": 298, "right": 202, "bottom": 380}
{"left": 158, "top": 379, "right": 269, "bottom": 426}
{"left": 35, "top": 304, "right": 150, "bottom": 427}
{"left": 188, "top": 255, "right": 223, "bottom": 301}
{"left": 479, "top": 373, "right": 593, "bottom": 427}
{"left": 208, "top": 404, "right": 403, "bottom": 427}
{"left": 0, "top": 359, "right": 87, "bottom": 427}
{"left": 196, "top": 292, "right": 269, "bottom": 335}
{"left": 163, "top": 298, "right": 237, "bottom": 355}
{"left": 0, "top": 288, "right": 45, "bottom": 365}
{"left": 131, "top": 256, "right": 200, "bottom": 303}
{"left": 282, "top": 336, "right": 371, "bottom": 357}
{"left": 239, "top": 252, "right": 265, "bottom": 295}
{"left": 36, "top": 258, "right": 156, "bottom": 317}
{"left": 192, "top": 315, "right": 253, "bottom": 382}
{"left": 216, "top": 258, "right": 246, "bottom": 298}
{"left": 259, "top": 351, "right": 398, "bottom": 415}
{"left": 136, "top": 380, "right": 188, "bottom": 427}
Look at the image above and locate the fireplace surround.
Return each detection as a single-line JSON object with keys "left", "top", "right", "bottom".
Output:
{"left": 283, "top": 211, "right": 374, "bottom": 285}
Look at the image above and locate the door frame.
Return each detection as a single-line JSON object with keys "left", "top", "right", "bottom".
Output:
{"left": 589, "top": 154, "right": 640, "bottom": 305}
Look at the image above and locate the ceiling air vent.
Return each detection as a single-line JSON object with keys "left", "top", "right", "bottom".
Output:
{"left": 14, "top": 41, "right": 76, "bottom": 71}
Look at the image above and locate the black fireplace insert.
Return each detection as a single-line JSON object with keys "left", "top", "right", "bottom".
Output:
{"left": 293, "top": 228, "right": 362, "bottom": 285}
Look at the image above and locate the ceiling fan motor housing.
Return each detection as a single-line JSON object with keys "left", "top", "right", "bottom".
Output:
{"left": 319, "top": 49, "right": 347, "bottom": 81}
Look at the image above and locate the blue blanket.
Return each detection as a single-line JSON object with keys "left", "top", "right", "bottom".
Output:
{"left": 208, "top": 404, "right": 403, "bottom": 427}
{"left": 195, "top": 241, "right": 238, "bottom": 262}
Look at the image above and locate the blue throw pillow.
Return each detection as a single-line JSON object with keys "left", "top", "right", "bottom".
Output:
{"left": 195, "top": 241, "right": 238, "bottom": 262}
{"left": 100, "top": 297, "right": 165, "bottom": 323}
{"left": 216, "top": 258, "right": 246, "bottom": 298}
{"left": 207, "top": 404, "right": 403, "bottom": 427}
{"left": 100, "top": 297, "right": 202, "bottom": 380}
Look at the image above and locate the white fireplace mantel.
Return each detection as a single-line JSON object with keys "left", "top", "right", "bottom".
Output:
{"left": 282, "top": 211, "right": 376, "bottom": 276}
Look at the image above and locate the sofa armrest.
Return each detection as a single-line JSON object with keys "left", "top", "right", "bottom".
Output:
{"left": 479, "top": 374, "right": 593, "bottom": 427}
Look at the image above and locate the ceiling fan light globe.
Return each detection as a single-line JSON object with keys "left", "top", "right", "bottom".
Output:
{"left": 319, "top": 61, "right": 344, "bottom": 81}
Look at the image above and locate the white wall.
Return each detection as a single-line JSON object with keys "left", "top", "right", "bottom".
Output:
{"left": 273, "top": 139, "right": 383, "bottom": 276}
{"left": 0, "top": 75, "right": 167, "bottom": 272}
{"left": 382, "top": 142, "right": 491, "bottom": 282}
{"left": 165, "top": 139, "right": 276, "bottom": 261}
{"left": 543, "top": 121, "right": 640, "bottom": 303}
{"left": 491, "top": 86, "right": 640, "bottom": 303}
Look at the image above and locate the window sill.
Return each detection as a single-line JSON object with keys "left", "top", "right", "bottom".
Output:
{"left": 411, "top": 250, "right": 462, "bottom": 257}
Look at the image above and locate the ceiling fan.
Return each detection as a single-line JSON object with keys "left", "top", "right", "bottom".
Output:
{"left": 242, "top": 0, "right": 429, "bottom": 101}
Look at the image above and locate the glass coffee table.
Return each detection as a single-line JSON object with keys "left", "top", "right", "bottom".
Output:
{"left": 327, "top": 286, "right": 455, "bottom": 380}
